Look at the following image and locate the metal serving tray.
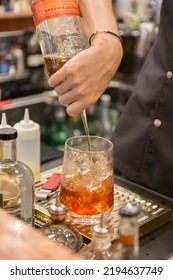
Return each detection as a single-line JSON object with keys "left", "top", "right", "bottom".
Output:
{"left": 35, "top": 167, "right": 172, "bottom": 241}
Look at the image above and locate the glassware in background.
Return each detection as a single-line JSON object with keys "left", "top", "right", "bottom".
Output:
{"left": 40, "top": 191, "right": 83, "bottom": 252}
{"left": 0, "top": 42, "right": 10, "bottom": 74}
{"left": 60, "top": 135, "right": 114, "bottom": 225}
{"left": 136, "top": 0, "right": 163, "bottom": 24}
{"left": 11, "top": 44, "right": 25, "bottom": 73}
{"left": 0, "top": 127, "right": 35, "bottom": 225}
{"left": 50, "top": 105, "right": 68, "bottom": 151}
{"left": 3, "top": 0, "right": 14, "bottom": 12}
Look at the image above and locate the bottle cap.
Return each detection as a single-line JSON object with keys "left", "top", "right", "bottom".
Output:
{"left": 0, "top": 127, "right": 17, "bottom": 140}
{"left": 48, "top": 191, "right": 68, "bottom": 223}
{"left": 14, "top": 108, "right": 40, "bottom": 139}
{"left": 93, "top": 213, "right": 110, "bottom": 235}
{"left": 119, "top": 202, "right": 140, "bottom": 217}
{"left": 100, "top": 94, "right": 111, "bottom": 105}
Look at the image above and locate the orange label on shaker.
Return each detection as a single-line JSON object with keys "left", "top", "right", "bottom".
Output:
{"left": 31, "top": 0, "right": 80, "bottom": 26}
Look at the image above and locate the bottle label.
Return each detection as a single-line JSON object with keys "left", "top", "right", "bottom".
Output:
{"left": 31, "top": 0, "right": 81, "bottom": 26}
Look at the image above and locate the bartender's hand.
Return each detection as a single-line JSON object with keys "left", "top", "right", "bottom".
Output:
{"left": 0, "top": 209, "right": 82, "bottom": 260}
{"left": 48, "top": 0, "right": 123, "bottom": 116}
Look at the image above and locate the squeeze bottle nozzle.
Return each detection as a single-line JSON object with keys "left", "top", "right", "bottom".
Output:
{"left": 0, "top": 113, "right": 11, "bottom": 128}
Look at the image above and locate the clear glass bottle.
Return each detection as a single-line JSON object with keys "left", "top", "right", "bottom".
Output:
{"left": 112, "top": 202, "right": 140, "bottom": 260}
{"left": 0, "top": 127, "right": 35, "bottom": 225}
{"left": 11, "top": 43, "right": 25, "bottom": 73}
{"left": 31, "top": 0, "right": 90, "bottom": 146}
{"left": 40, "top": 192, "right": 83, "bottom": 252}
{"left": 79, "top": 214, "right": 116, "bottom": 260}
{"left": 31, "top": 0, "right": 89, "bottom": 77}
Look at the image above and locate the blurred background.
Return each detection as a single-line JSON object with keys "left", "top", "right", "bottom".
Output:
{"left": 0, "top": 0, "right": 163, "bottom": 150}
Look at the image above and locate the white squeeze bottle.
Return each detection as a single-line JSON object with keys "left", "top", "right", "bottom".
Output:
{"left": 14, "top": 108, "right": 40, "bottom": 178}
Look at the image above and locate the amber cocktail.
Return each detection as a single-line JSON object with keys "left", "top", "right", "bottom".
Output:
{"left": 60, "top": 135, "right": 114, "bottom": 224}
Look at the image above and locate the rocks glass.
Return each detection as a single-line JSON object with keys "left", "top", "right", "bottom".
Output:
{"left": 60, "top": 135, "right": 114, "bottom": 224}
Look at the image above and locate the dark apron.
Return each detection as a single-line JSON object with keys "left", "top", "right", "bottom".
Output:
{"left": 113, "top": 0, "right": 173, "bottom": 198}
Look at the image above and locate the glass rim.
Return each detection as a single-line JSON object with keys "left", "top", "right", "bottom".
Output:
{"left": 65, "top": 135, "right": 114, "bottom": 154}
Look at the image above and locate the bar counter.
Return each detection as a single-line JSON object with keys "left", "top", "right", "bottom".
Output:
{"left": 41, "top": 148, "right": 173, "bottom": 260}
{"left": 0, "top": 145, "right": 173, "bottom": 260}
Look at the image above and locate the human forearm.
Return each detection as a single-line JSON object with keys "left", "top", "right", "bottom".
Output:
{"left": 48, "top": 0, "right": 123, "bottom": 116}
{"left": 0, "top": 209, "right": 82, "bottom": 260}
{"left": 78, "top": 0, "right": 118, "bottom": 36}
{"left": 78, "top": 0, "right": 122, "bottom": 69}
